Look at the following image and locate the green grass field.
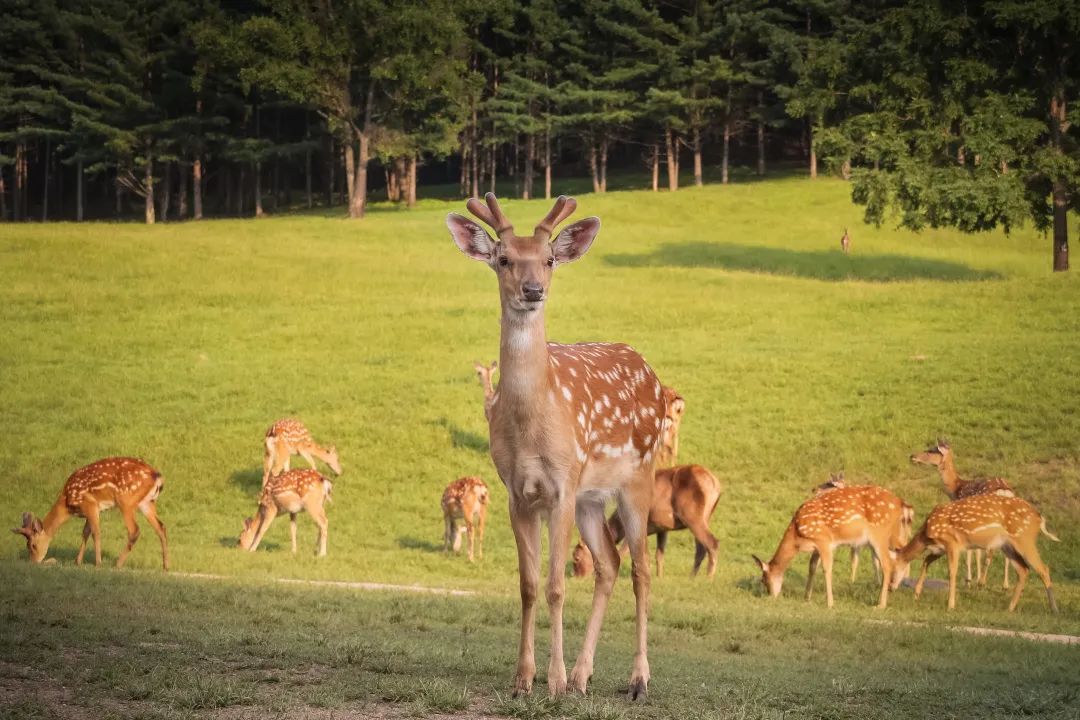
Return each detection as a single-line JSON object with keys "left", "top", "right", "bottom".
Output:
{"left": 2, "top": 176, "right": 1079, "bottom": 719}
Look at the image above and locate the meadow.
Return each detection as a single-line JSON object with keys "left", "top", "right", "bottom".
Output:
{"left": 1, "top": 176, "right": 1079, "bottom": 719}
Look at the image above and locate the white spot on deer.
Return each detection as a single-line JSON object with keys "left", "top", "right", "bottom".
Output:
{"left": 562, "top": 386, "right": 572, "bottom": 401}
{"left": 577, "top": 413, "right": 586, "bottom": 428}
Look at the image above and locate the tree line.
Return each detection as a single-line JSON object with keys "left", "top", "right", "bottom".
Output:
{"left": 1, "top": 1, "right": 1076, "bottom": 269}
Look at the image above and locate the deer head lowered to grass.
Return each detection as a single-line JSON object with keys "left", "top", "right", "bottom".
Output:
{"left": 240, "top": 469, "right": 332, "bottom": 556}
{"left": 448, "top": 193, "right": 666, "bottom": 700}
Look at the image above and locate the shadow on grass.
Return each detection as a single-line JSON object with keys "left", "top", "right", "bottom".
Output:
{"left": 432, "top": 418, "right": 489, "bottom": 454}
{"left": 604, "top": 243, "right": 1002, "bottom": 282}
{"left": 398, "top": 536, "right": 444, "bottom": 553}
{"left": 230, "top": 467, "right": 264, "bottom": 495}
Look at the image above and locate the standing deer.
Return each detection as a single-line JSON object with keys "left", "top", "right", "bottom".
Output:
{"left": 753, "top": 484, "right": 909, "bottom": 608}
{"left": 809, "top": 473, "right": 914, "bottom": 582}
{"left": 474, "top": 360, "right": 498, "bottom": 420}
{"left": 840, "top": 228, "right": 851, "bottom": 254}
{"left": 573, "top": 464, "right": 722, "bottom": 579}
{"left": 240, "top": 468, "right": 331, "bottom": 556}
{"left": 262, "top": 418, "right": 342, "bottom": 487}
{"left": 890, "top": 494, "right": 1059, "bottom": 613}
{"left": 12, "top": 457, "right": 169, "bottom": 570}
{"left": 442, "top": 476, "right": 489, "bottom": 561}
{"left": 911, "top": 441, "right": 1014, "bottom": 587}
{"left": 448, "top": 193, "right": 665, "bottom": 700}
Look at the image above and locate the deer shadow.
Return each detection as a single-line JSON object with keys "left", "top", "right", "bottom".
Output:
{"left": 230, "top": 467, "right": 264, "bottom": 495}
{"left": 397, "top": 536, "right": 444, "bottom": 553}
{"left": 432, "top": 417, "right": 489, "bottom": 454}
{"left": 604, "top": 243, "right": 1001, "bottom": 283}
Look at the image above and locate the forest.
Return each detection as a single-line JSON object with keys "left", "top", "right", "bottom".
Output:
{"left": 1, "top": 1, "right": 1077, "bottom": 269}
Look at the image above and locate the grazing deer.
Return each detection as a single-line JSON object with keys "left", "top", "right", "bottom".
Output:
{"left": 840, "top": 228, "right": 851, "bottom": 254}
{"left": 448, "top": 193, "right": 665, "bottom": 700}
{"left": 442, "top": 476, "right": 489, "bottom": 561}
{"left": 657, "top": 386, "right": 685, "bottom": 467}
{"left": 753, "top": 485, "right": 909, "bottom": 608}
{"left": 890, "top": 495, "right": 1059, "bottom": 613}
{"left": 474, "top": 360, "right": 498, "bottom": 420}
{"left": 239, "top": 468, "right": 331, "bottom": 556}
{"left": 911, "top": 441, "right": 1015, "bottom": 587}
{"left": 262, "top": 418, "right": 342, "bottom": 487}
{"left": 809, "top": 473, "right": 914, "bottom": 583}
{"left": 12, "top": 457, "right": 169, "bottom": 570}
{"left": 573, "top": 464, "right": 722, "bottom": 579}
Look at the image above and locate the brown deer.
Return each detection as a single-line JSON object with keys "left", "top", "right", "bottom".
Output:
{"left": 809, "top": 473, "right": 914, "bottom": 582}
{"left": 12, "top": 457, "right": 169, "bottom": 570}
{"left": 573, "top": 464, "right": 722, "bottom": 579}
{"left": 442, "top": 476, "right": 489, "bottom": 561}
{"left": 240, "top": 468, "right": 331, "bottom": 556}
{"left": 753, "top": 484, "right": 909, "bottom": 608}
{"left": 448, "top": 193, "right": 665, "bottom": 700}
{"left": 911, "top": 441, "right": 1014, "bottom": 586}
{"left": 840, "top": 228, "right": 851, "bottom": 254}
{"left": 890, "top": 494, "right": 1059, "bottom": 613}
{"left": 474, "top": 360, "right": 498, "bottom": 420}
{"left": 657, "top": 386, "right": 685, "bottom": 467}
{"left": 262, "top": 418, "right": 342, "bottom": 487}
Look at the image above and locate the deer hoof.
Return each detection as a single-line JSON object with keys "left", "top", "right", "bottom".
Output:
{"left": 512, "top": 674, "right": 533, "bottom": 698}
{"left": 626, "top": 676, "right": 648, "bottom": 702}
{"left": 568, "top": 667, "right": 590, "bottom": 695}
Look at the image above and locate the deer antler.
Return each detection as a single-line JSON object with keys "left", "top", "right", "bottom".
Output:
{"left": 466, "top": 193, "right": 515, "bottom": 240}
{"left": 534, "top": 195, "right": 578, "bottom": 240}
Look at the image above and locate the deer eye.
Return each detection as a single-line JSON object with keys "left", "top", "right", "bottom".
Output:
{"left": 546, "top": 257, "right": 555, "bottom": 267}
{"left": 498, "top": 256, "right": 510, "bottom": 267}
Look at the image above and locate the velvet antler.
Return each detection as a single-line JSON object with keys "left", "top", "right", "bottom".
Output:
{"left": 466, "top": 193, "right": 515, "bottom": 240}
{"left": 534, "top": 195, "right": 578, "bottom": 240}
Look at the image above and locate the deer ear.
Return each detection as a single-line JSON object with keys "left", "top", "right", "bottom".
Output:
{"left": 447, "top": 213, "right": 497, "bottom": 263}
{"left": 490, "top": 360, "right": 497, "bottom": 370}
{"left": 11, "top": 527, "right": 29, "bottom": 538}
{"left": 30, "top": 517, "right": 43, "bottom": 534}
{"left": 551, "top": 217, "right": 600, "bottom": 263}
{"left": 243, "top": 517, "right": 253, "bottom": 530}
{"left": 752, "top": 554, "right": 768, "bottom": 573}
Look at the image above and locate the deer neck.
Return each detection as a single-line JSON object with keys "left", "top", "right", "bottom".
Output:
{"left": 497, "top": 307, "right": 552, "bottom": 414}
{"left": 939, "top": 457, "right": 961, "bottom": 497}
{"left": 767, "top": 521, "right": 800, "bottom": 578}
{"left": 896, "top": 531, "right": 927, "bottom": 564}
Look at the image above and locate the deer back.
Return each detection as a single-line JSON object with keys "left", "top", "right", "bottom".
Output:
{"left": 61, "top": 457, "right": 162, "bottom": 510}
{"left": 793, "top": 485, "right": 905, "bottom": 543}
{"left": 925, "top": 494, "right": 1039, "bottom": 543}
{"left": 266, "top": 418, "right": 312, "bottom": 448}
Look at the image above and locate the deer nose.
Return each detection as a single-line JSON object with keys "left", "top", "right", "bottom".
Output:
{"left": 522, "top": 282, "right": 544, "bottom": 301}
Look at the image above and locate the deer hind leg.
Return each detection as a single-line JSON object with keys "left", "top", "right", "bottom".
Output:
{"left": 569, "top": 494, "right": 621, "bottom": 696}
{"left": 115, "top": 506, "right": 142, "bottom": 569}
{"left": 618, "top": 479, "right": 652, "bottom": 701}
{"left": 262, "top": 438, "right": 275, "bottom": 487}
{"left": 1000, "top": 545, "right": 1030, "bottom": 612}
{"left": 271, "top": 442, "right": 291, "bottom": 479}
{"left": 305, "top": 499, "right": 328, "bottom": 557}
{"left": 509, "top": 506, "right": 541, "bottom": 697}
{"left": 805, "top": 551, "right": 820, "bottom": 601}
{"left": 869, "top": 536, "right": 893, "bottom": 609}
{"left": 1002, "top": 555, "right": 1010, "bottom": 589}
{"left": 139, "top": 501, "right": 169, "bottom": 571}
{"left": 81, "top": 504, "right": 103, "bottom": 567}
{"left": 654, "top": 530, "right": 668, "bottom": 578}
{"left": 289, "top": 513, "right": 298, "bottom": 554}
{"left": 442, "top": 510, "right": 454, "bottom": 553}
{"left": 686, "top": 519, "right": 719, "bottom": 579}
{"left": 850, "top": 547, "right": 859, "bottom": 583}
{"left": 76, "top": 521, "right": 93, "bottom": 566}
{"left": 544, "top": 497, "right": 576, "bottom": 695}
{"left": 914, "top": 551, "right": 942, "bottom": 599}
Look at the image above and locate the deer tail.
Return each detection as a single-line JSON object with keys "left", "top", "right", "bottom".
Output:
{"left": 1040, "top": 517, "right": 1060, "bottom": 542}
{"left": 323, "top": 478, "right": 334, "bottom": 504}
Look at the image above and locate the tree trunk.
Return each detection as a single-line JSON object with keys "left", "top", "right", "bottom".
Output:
{"left": 350, "top": 129, "right": 368, "bottom": 219}
{"left": 543, "top": 130, "right": 551, "bottom": 200}
{"left": 178, "top": 162, "right": 188, "bottom": 218}
{"left": 305, "top": 148, "right": 312, "bottom": 209}
{"left": 237, "top": 165, "right": 246, "bottom": 216}
{"left": 666, "top": 127, "right": 678, "bottom": 191}
{"left": 512, "top": 136, "right": 520, "bottom": 198}
{"left": 254, "top": 161, "right": 263, "bottom": 217}
{"left": 459, "top": 141, "right": 469, "bottom": 197}
{"left": 694, "top": 128, "right": 704, "bottom": 187}
{"left": 722, "top": 122, "right": 730, "bottom": 185}
{"left": 523, "top": 133, "right": 534, "bottom": 200}
{"left": 651, "top": 144, "right": 659, "bottom": 191}
{"left": 144, "top": 155, "right": 155, "bottom": 225}
{"left": 115, "top": 173, "right": 123, "bottom": 218}
{"left": 76, "top": 159, "right": 84, "bottom": 222}
{"left": 599, "top": 138, "right": 608, "bottom": 193}
{"left": 344, "top": 140, "right": 356, "bottom": 213}
{"left": 158, "top": 161, "right": 171, "bottom": 221}
{"left": 1050, "top": 92, "right": 1069, "bottom": 271}
{"left": 809, "top": 121, "right": 818, "bottom": 179}
{"left": 41, "top": 139, "right": 50, "bottom": 222}
{"left": 326, "top": 136, "right": 335, "bottom": 207}
{"left": 0, "top": 167, "right": 7, "bottom": 220}
{"left": 757, "top": 91, "right": 766, "bottom": 176}
{"left": 470, "top": 106, "right": 479, "bottom": 198}
{"left": 193, "top": 158, "right": 203, "bottom": 220}
{"left": 489, "top": 138, "right": 497, "bottom": 195}
{"left": 406, "top": 155, "right": 417, "bottom": 208}
{"left": 588, "top": 143, "right": 600, "bottom": 193}
{"left": 841, "top": 158, "right": 851, "bottom": 180}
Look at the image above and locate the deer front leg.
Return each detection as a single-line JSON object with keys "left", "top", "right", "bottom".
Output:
{"left": 299, "top": 449, "right": 318, "bottom": 471}
{"left": 310, "top": 506, "right": 328, "bottom": 557}
{"left": 248, "top": 506, "right": 278, "bottom": 552}
{"left": 82, "top": 504, "right": 103, "bottom": 567}
{"left": 850, "top": 547, "right": 859, "bottom": 583}
{"left": 805, "top": 551, "right": 820, "bottom": 601}
{"left": 289, "top": 513, "right": 298, "bottom": 554}
{"left": 618, "top": 481, "right": 652, "bottom": 701}
{"left": 545, "top": 497, "right": 576, "bottom": 695}
{"left": 139, "top": 501, "right": 169, "bottom": 571}
{"left": 509, "top": 507, "right": 541, "bottom": 697}
{"left": 947, "top": 547, "right": 961, "bottom": 610}
{"left": 115, "top": 506, "right": 141, "bottom": 569}
{"left": 914, "top": 552, "right": 941, "bottom": 599}
{"left": 569, "top": 495, "right": 620, "bottom": 695}
{"left": 815, "top": 544, "right": 835, "bottom": 608}
{"left": 76, "top": 521, "right": 92, "bottom": 566}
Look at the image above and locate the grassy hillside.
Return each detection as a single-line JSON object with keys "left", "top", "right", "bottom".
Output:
{"left": 1, "top": 177, "right": 1078, "bottom": 718}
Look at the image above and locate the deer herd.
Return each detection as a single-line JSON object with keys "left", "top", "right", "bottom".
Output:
{"left": 8, "top": 194, "right": 1066, "bottom": 701}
